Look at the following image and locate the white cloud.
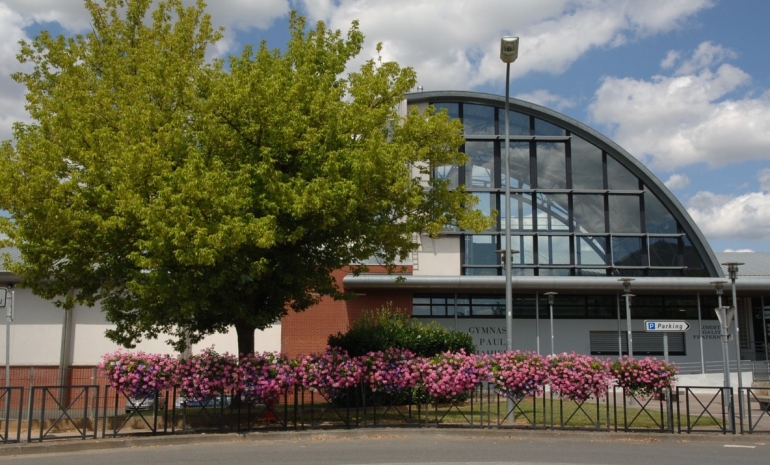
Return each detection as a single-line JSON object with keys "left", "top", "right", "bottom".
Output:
{"left": 0, "top": 2, "right": 33, "bottom": 141}
{"left": 759, "top": 168, "right": 770, "bottom": 191}
{"left": 722, "top": 248, "right": 755, "bottom": 253}
{"left": 687, "top": 190, "right": 770, "bottom": 240}
{"left": 589, "top": 41, "right": 770, "bottom": 170}
{"left": 664, "top": 174, "right": 689, "bottom": 190}
{"left": 297, "top": 0, "right": 714, "bottom": 91}
{"left": 669, "top": 41, "right": 737, "bottom": 76}
{"left": 0, "top": 0, "right": 717, "bottom": 141}
{"left": 514, "top": 89, "right": 575, "bottom": 111}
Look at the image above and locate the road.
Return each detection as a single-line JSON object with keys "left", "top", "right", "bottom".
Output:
{"left": 0, "top": 430, "right": 767, "bottom": 465}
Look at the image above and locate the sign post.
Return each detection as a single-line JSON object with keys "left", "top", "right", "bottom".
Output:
{"left": 1, "top": 287, "right": 11, "bottom": 419}
{"left": 645, "top": 320, "right": 690, "bottom": 431}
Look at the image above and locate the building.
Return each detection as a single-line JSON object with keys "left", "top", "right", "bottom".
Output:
{"left": 2, "top": 90, "right": 769, "bottom": 386}
{"left": 284, "top": 91, "right": 770, "bottom": 373}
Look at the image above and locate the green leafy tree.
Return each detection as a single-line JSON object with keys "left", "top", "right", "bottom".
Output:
{"left": 0, "top": 0, "right": 490, "bottom": 354}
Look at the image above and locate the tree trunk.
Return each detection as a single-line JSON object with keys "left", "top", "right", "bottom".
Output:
{"left": 234, "top": 320, "right": 256, "bottom": 356}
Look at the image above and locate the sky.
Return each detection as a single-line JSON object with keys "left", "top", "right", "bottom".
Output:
{"left": 0, "top": 0, "right": 768, "bottom": 253}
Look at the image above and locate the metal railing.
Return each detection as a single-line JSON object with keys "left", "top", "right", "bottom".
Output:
{"left": 0, "top": 383, "right": 767, "bottom": 443}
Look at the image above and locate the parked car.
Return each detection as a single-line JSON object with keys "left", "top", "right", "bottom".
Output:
{"left": 125, "top": 394, "right": 166, "bottom": 413}
{"left": 174, "top": 395, "right": 232, "bottom": 409}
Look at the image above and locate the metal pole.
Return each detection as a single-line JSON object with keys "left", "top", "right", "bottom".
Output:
{"left": 504, "top": 61, "right": 513, "bottom": 353}
{"left": 535, "top": 293, "right": 540, "bottom": 355}
{"left": 718, "top": 305, "right": 735, "bottom": 432}
{"left": 625, "top": 293, "right": 633, "bottom": 358}
{"left": 619, "top": 279, "right": 634, "bottom": 357}
{"left": 549, "top": 301, "right": 554, "bottom": 355}
{"left": 544, "top": 292, "right": 557, "bottom": 356}
{"left": 697, "top": 292, "right": 705, "bottom": 374}
{"left": 5, "top": 288, "right": 13, "bottom": 389}
{"left": 617, "top": 294, "right": 622, "bottom": 356}
{"left": 500, "top": 36, "right": 519, "bottom": 425}
{"left": 724, "top": 262, "right": 744, "bottom": 427}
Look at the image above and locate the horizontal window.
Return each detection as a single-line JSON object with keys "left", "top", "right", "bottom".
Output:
{"left": 590, "top": 331, "right": 685, "bottom": 356}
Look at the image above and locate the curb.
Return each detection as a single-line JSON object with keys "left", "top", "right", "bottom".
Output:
{"left": 0, "top": 427, "right": 766, "bottom": 457}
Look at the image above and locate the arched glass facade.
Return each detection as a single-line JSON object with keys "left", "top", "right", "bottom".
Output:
{"left": 408, "top": 92, "right": 720, "bottom": 278}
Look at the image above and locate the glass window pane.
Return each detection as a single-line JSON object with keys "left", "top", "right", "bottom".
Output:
{"left": 413, "top": 305, "right": 430, "bottom": 316}
{"left": 683, "top": 236, "right": 708, "bottom": 277}
{"left": 609, "top": 195, "right": 641, "bottom": 233}
{"left": 573, "top": 194, "right": 605, "bottom": 234}
{"left": 607, "top": 156, "right": 640, "bottom": 190}
{"left": 507, "top": 235, "right": 534, "bottom": 265}
{"left": 471, "top": 193, "right": 495, "bottom": 232}
{"left": 553, "top": 296, "right": 587, "bottom": 317}
{"left": 502, "top": 141, "right": 530, "bottom": 188}
{"left": 463, "top": 104, "right": 495, "bottom": 135}
{"left": 649, "top": 237, "right": 679, "bottom": 267}
{"left": 500, "top": 109, "right": 530, "bottom": 135}
{"left": 464, "top": 267, "right": 499, "bottom": 276}
{"left": 538, "top": 236, "right": 571, "bottom": 265}
{"left": 536, "top": 143, "right": 567, "bottom": 189}
{"left": 434, "top": 164, "right": 459, "bottom": 189}
{"left": 612, "top": 237, "right": 644, "bottom": 266}
{"left": 644, "top": 191, "right": 677, "bottom": 234}
{"left": 571, "top": 137, "right": 604, "bottom": 189}
{"left": 503, "top": 193, "right": 534, "bottom": 231}
{"left": 536, "top": 193, "right": 569, "bottom": 231}
{"left": 472, "top": 296, "right": 506, "bottom": 316}
{"left": 434, "top": 102, "right": 459, "bottom": 120}
{"left": 577, "top": 268, "right": 608, "bottom": 276}
{"left": 577, "top": 236, "right": 607, "bottom": 265}
{"left": 534, "top": 118, "right": 566, "bottom": 136}
{"left": 587, "top": 296, "right": 615, "bottom": 318}
{"left": 539, "top": 268, "right": 572, "bottom": 276}
{"left": 464, "top": 235, "right": 498, "bottom": 265}
{"left": 465, "top": 141, "right": 495, "bottom": 188}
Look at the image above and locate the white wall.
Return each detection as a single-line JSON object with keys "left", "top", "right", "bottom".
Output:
{"left": 429, "top": 316, "right": 736, "bottom": 367}
{"left": 0, "top": 287, "right": 282, "bottom": 367}
{"left": 415, "top": 236, "right": 461, "bottom": 276}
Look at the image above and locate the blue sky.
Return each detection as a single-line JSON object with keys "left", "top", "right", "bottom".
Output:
{"left": 1, "top": 0, "right": 769, "bottom": 253}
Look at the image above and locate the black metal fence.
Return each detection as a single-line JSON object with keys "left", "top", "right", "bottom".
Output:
{"left": 0, "top": 384, "right": 768, "bottom": 443}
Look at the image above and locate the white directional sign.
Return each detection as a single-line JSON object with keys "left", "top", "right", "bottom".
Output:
{"left": 645, "top": 320, "right": 690, "bottom": 332}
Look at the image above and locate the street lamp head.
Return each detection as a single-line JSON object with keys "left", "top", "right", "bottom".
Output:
{"left": 721, "top": 261, "right": 744, "bottom": 280}
{"left": 710, "top": 280, "right": 726, "bottom": 295}
{"left": 618, "top": 277, "right": 634, "bottom": 294}
{"left": 500, "top": 36, "right": 519, "bottom": 63}
{"left": 544, "top": 291, "right": 557, "bottom": 305}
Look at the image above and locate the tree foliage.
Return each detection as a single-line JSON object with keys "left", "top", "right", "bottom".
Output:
{"left": 0, "top": 0, "right": 490, "bottom": 353}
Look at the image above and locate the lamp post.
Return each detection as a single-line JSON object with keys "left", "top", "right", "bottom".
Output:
{"left": 618, "top": 278, "right": 634, "bottom": 357}
{"left": 712, "top": 279, "right": 734, "bottom": 432}
{"left": 500, "top": 36, "right": 519, "bottom": 353}
{"left": 722, "top": 261, "right": 745, "bottom": 425}
{"left": 544, "top": 292, "right": 557, "bottom": 355}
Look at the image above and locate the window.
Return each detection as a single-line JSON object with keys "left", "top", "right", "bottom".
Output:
{"left": 590, "top": 331, "right": 685, "bottom": 356}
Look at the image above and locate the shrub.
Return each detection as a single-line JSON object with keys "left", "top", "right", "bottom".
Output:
{"left": 296, "top": 347, "right": 364, "bottom": 399}
{"left": 237, "top": 352, "right": 298, "bottom": 404}
{"left": 174, "top": 347, "right": 238, "bottom": 401}
{"left": 361, "top": 347, "right": 423, "bottom": 395}
{"left": 489, "top": 351, "right": 547, "bottom": 400}
{"left": 547, "top": 352, "right": 611, "bottom": 402}
{"left": 328, "top": 303, "right": 475, "bottom": 356}
{"left": 610, "top": 356, "right": 678, "bottom": 398}
{"left": 418, "top": 350, "right": 488, "bottom": 403}
{"left": 99, "top": 350, "right": 176, "bottom": 398}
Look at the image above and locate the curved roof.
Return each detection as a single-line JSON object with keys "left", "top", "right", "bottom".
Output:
{"left": 405, "top": 90, "right": 723, "bottom": 278}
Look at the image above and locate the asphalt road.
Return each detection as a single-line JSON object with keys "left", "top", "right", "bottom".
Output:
{"left": 0, "top": 430, "right": 767, "bottom": 465}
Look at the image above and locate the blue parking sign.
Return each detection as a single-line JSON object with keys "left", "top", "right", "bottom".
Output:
{"left": 647, "top": 322, "right": 656, "bottom": 330}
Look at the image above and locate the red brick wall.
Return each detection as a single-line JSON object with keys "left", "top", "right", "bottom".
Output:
{"left": 280, "top": 267, "right": 413, "bottom": 358}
